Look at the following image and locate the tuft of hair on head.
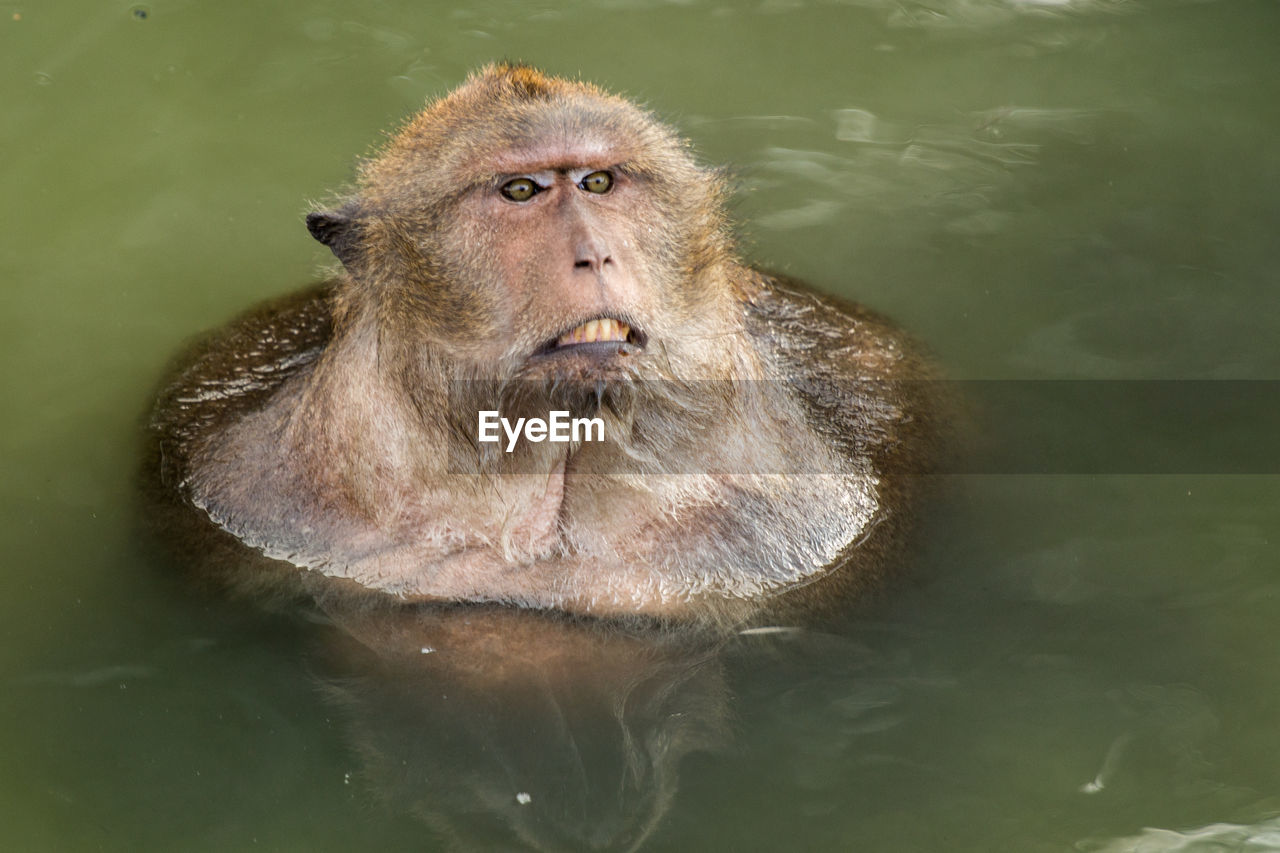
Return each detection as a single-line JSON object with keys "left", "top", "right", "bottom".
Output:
{"left": 481, "top": 62, "right": 560, "bottom": 98}
{"left": 466, "top": 61, "right": 608, "bottom": 100}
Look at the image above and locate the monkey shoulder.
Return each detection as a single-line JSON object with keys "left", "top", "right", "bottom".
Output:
{"left": 741, "top": 270, "right": 939, "bottom": 473}
{"left": 734, "top": 271, "right": 943, "bottom": 614}
{"left": 150, "top": 282, "right": 335, "bottom": 489}
{"left": 741, "top": 270, "right": 922, "bottom": 379}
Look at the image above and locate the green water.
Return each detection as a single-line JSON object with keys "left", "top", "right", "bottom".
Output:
{"left": 4, "top": 0, "right": 1279, "bottom": 849}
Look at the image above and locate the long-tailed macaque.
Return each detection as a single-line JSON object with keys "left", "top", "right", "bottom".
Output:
{"left": 149, "top": 63, "right": 939, "bottom": 623}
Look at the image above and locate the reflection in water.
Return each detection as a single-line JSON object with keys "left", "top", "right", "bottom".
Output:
{"left": 600, "top": 0, "right": 1135, "bottom": 29}
{"left": 751, "top": 105, "right": 1108, "bottom": 234}
{"left": 310, "top": 602, "right": 730, "bottom": 852}
{"left": 1079, "top": 816, "right": 1280, "bottom": 852}
{"left": 840, "top": 0, "right": 1136, "bottom": 31}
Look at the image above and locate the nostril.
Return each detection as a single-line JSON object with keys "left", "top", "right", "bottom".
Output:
{"left": 574, "top": 259, "right": 592, "bottom": 269}
{"left": 601, "top": 255, "right": 614, "bottom": 266}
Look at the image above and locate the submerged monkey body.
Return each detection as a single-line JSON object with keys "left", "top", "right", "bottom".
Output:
{"left": 150, "top": 65, "right": 935, "bottom": 620}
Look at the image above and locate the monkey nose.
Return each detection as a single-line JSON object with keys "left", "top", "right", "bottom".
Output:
{"left": 573, "top": 240, "right": 613, "bottom": 273}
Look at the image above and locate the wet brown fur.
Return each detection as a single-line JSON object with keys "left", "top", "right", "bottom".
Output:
{"left": 145, "top": 64, "right": 941, "bottom": 627}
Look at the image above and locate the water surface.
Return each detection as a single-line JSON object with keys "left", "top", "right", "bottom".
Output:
{"left": 3, "top": 0, "right": 1279, "bottom": 849}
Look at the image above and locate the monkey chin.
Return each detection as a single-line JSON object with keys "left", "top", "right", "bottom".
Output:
{"left": 506, "top": 338, "right": 648, "bottom": 421}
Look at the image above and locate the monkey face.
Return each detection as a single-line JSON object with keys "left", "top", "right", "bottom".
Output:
{"left": 440, "top": 154, "right": 665, "bottom": 381}
{"left": 309, "top": 66, "right": 736, "bottom": 385}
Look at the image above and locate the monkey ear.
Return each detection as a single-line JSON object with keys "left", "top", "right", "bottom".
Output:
{"left": 306, "top": 204, "right": 363, "bottom": 268}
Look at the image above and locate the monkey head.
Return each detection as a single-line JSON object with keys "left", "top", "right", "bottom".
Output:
{"left": 305, "top": 64, "right": 740, "bottom": 390}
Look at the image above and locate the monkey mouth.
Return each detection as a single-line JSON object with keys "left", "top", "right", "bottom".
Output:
{"left": 534, "top": 316, "right": 647, "bottom": 359}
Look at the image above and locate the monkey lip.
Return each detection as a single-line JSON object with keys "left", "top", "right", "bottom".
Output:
{"left": 535, "top": 316, "right": 647, "bottom": 359}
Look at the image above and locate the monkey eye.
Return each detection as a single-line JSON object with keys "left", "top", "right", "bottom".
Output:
{"left": 500, "top": 177, "right": 541, "bottom": 202}
{"left": 578, "top": 170, "right": 613, "bottom": 194}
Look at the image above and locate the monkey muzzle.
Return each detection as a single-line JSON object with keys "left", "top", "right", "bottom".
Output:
{"left": 533, "top": 315, "right": 647, "bottom": 362}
